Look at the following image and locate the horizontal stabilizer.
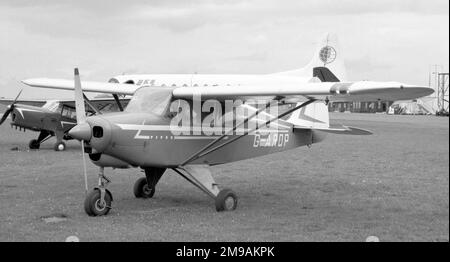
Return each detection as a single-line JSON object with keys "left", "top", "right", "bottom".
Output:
{"left": 313, "top": 67, "right": 340, "bottom": 82}
{"left": 294, "top": 125, "right": 372, "bottom": 135}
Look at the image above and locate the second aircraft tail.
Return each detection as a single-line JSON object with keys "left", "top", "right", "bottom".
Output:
{"left": 272, "top": 33, "right": 347, "bottom": 82}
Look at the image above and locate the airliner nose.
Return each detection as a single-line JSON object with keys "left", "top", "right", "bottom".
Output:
{"left": 402, "top": 85, "right": 435, "bottom": 99}
{"left": 69, "top": 122, "right": 92, "bottom": 141}
{"left": 420, "top": 86, "right": 435, "bottom": 97}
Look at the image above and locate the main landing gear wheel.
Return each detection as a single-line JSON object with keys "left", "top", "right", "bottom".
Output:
{"left": 29, "top": 139, "right": 40, "bottom": 150}
{"left": 54, "top": 141, "right": 66, "bottom": 151}
{"left": 133, "top": 177, "right": 155, "bottom": 198}
{"left": 84, "top": 189, "right": 112, "bottom": 216}
{"left": 215, "top": 188, "right": 238, "bottom": 212}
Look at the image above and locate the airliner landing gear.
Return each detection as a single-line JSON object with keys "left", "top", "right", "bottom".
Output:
{"left": 84, "top": 167, "right": 112, "bottom": 216}
{"left": 134, "top": 167, "right": 166, "bottom": 198}
{"left": 172, "top": 166, "right": 238, "bottom": 212}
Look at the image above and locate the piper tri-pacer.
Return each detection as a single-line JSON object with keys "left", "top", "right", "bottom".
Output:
{"left": 22, "top": 34, "right": 434, "bottom": 216}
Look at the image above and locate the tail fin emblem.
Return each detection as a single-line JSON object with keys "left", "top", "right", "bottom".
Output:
{"left": 319, "top": 46, "right": 337, "bottom": 65}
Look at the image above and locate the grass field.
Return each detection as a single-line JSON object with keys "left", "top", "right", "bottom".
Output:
{"left": 0, "top": 110, "right": 448, "bottom": 242}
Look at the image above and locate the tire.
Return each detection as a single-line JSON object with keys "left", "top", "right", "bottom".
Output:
{"left": 215, "top": 188, "right": 238, "bottom": 212}
{"left": 29, "top": 139, "right": 40, "bottom": 150}
{"left": 54, "top": 141, "right": 66, "bottom": 151}
{"left": 133, "top": 177, "right": 155, "bottom": 198}
{"left": 84, "top": 189, "right": 112, "bottom": 216}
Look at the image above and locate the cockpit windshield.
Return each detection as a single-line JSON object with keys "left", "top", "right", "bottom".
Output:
{"left": 42, "top": 100, "right": 61, "bottom": 112}
{"left": 125, "top": 86, "right": 174, "bottom": 116}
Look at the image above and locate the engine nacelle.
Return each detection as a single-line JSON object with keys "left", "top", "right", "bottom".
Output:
{"left": 89, "top": 153, "right": 131, "bottom": 169}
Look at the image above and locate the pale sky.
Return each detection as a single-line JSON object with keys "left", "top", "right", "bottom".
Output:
{"left": 0, "top": 0, "right": 448, "bottom": 99}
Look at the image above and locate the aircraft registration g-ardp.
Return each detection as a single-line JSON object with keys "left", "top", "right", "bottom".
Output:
{"left": 22, "top": 34, "right": 434, "bottom": 216}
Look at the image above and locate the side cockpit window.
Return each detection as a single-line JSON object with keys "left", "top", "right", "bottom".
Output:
{"left": 61, "top": 105, "right": 77, "bottom": 119}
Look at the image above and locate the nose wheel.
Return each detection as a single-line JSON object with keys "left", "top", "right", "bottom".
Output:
{"left": 84, "top": 188, "right": 112, "bottom": 216}
{"left": 84, "top": 167, "right": 113, "bottom": 216}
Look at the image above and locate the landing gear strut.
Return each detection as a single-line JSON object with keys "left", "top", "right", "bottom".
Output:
{"left": 173, "top": 165, "right": 238, "bottom": 212}
{"left": 53, "top": 131, "right": 66, "bottom": 151}
{"left": 28, "top": 139, "right": 40, "bottom": 149}
{"left": 29, "top": 131, "right": 51, "bottom": 150}
{"left": 84, "top": 167, "right": 113, "bottom": 216}
{"left": 28, "top": 131, "right": 67, "bottom": 151}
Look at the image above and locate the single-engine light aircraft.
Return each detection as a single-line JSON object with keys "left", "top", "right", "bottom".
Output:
{"left": 22, "top": 34, "right": 434, "bottom": 216}
{"left": 0, "top": 95, "right": 129, "bottom": 151}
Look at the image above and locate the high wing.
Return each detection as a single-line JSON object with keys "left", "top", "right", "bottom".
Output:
{"left": 0, "top": 97, "right": 130, "bottom": 112}
{"left": 22, "top": 78, "right": 434, "bottom": 102}
{"left": 172, "top": 81, "right": 434, "bottom": 102}
{"left": 21, "top": 78, "right": 138, "bottom": 95}
{"left": 0, "top": 98, "right": 47, "bottom": 107}
{"left": 58, "top": 98, "right": 130, "bottom": 112}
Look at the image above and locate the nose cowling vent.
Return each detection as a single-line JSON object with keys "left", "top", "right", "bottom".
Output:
{"left": 84, "top": 116, "right": 112, "bottom": 153}
{"left": 93, "top": 126, "right": 104, "bottom": 138}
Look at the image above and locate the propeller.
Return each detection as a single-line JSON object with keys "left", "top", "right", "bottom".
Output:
{"left": 73, "top": 68, "right": 89, "bottom": 193}
{"left": 0, "top": 89, "right": 23, "bottom": 125}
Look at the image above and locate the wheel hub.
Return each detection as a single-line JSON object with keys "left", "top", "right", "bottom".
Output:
{"left": 143, "top": 184, "right": 152, "bottom": 195}
{"left": 94, "top": 199, "right": 106, "bottom": 211}
{"left": 224, "top": 196, "right": 235, "bottom": 210}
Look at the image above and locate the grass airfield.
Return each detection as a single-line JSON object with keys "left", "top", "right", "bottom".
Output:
{"left": 0, "top": 110, "right": 448, "bottom": 242}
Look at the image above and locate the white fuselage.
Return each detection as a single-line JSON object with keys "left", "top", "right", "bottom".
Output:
{"left": 111, "top": 74, "right": 314, "bottom": 88}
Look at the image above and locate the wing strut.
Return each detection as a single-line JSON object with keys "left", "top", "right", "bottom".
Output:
{"left": 112, "top": 94, "right": 124, "bottom": 112}
{"left": 181, "top": 98, "right": 316, "bottom": 166}
{"left": 181, "top": 97, "right": 283, "bottom": 166}
{"left": 82, "top": 93, "right": 102, "bottom": 115}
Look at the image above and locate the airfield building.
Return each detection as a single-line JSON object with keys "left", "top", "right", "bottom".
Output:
{"left": 328, "top": 101, "right": 393, "bottom": 113}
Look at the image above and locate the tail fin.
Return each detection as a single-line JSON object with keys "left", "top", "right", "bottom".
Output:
{"left": 286, "top": 101, "right": 372, "bottom": 135}
{"left": 273, "top": 33, "right": 347, "bottom": 81}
